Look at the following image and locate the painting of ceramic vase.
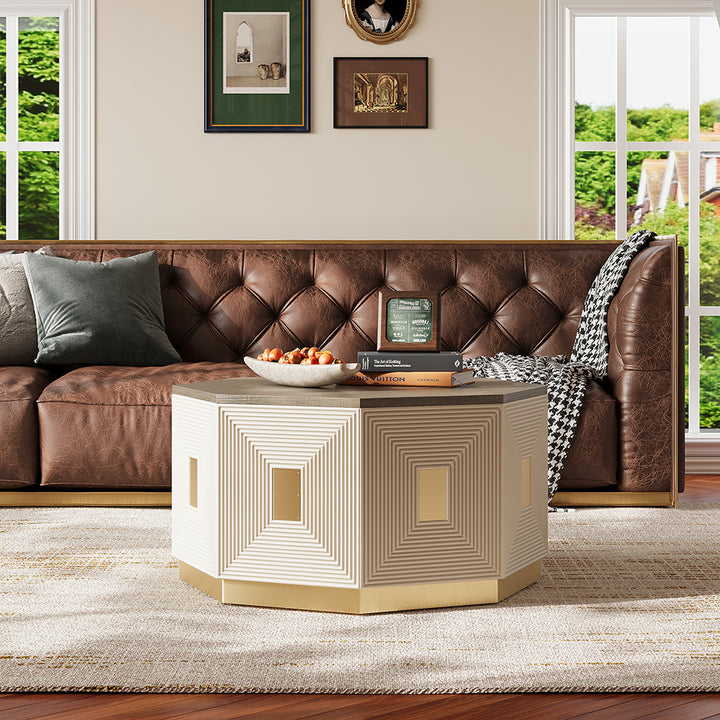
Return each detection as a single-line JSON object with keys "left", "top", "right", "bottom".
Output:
{"left": 271, "top": 62, "right": 282, "bottom": 80}
{"left": 257, "top": 64, "right": 270, "bottom": 80}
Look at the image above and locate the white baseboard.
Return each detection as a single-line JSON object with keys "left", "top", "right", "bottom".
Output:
{"left": 685, "top": 436, "right": 720, "bottom": 474}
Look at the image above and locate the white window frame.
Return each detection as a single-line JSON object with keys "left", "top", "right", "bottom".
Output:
{"left": 542, "top": 0, "right": 720, "bottom": 470}
{"left": 0, "top": 0, "right": 94, "bottom": 240}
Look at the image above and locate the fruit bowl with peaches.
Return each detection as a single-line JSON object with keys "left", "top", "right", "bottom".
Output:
{"left": 244, "top": 347, "right": 359, "bottom": 388}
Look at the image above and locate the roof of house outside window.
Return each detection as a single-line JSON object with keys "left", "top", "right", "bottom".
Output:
{"left": 635, "top": 127, "right": 720, "bottom": 221}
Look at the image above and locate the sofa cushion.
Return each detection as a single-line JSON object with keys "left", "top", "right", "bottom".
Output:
{"left": 22, "top": 250, "right": 181, "bottom": 366}
{"left": 0, "top": 246, "right": 55, "bottom": 365}
{"left": 559, "top": 380, "right": 618, "bottom": 490}
{"left": 0, "top": 366, "right": 55, "bottom": 488}
{"left": 36, "top": 363, "right": 251, "bottom": 489}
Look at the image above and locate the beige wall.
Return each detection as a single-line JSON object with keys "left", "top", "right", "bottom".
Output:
{"left": 96, "top": 0, "right": 540, "bottom": 241}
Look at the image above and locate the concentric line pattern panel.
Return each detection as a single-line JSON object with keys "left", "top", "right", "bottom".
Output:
{"left": 361, "top": 406, "right": 502, "bottom": 587}
{"left": 503, "top": 395, "right": 548, "bottom": 576}
{"left": 219, "top": 406, "right": 361, "bottom": 587}
{"left": 171, "top": 396, "right": 220, "bottom": 576}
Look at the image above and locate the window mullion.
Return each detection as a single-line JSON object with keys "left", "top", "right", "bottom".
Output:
{"left": 18, "top": 142, "right": 61, "bottom": 151}
{"left": 616, "top": 17, "right": 628, "bottom": 242}
{"left": 688, "top": 17, "right": 702, "bottom": 434}
{"left": 5, "top": 15, "right": 18, "bottom": 240}
{"left": 565, "top": 6, "right": 575, "bottom": 239}
{"left": 58, "top": 7, "right": 66, "bottom": 240}
{"left": 689, "top": 311, "right": 701, "bottom": 435}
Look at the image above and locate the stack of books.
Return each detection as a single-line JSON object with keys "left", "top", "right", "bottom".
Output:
{"left": 343, "top": 351, "right": 474, "bottom": 387}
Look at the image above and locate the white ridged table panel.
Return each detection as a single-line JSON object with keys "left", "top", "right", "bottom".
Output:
{"left": 171, "top": 395, "right": 220, "bottom": 578}
{"left": 218, "top": 405, "right": 360, "bottom": 587}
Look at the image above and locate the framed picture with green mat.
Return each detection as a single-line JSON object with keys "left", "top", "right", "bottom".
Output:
{"left": 204, "top": 0, "right": 310, "bottom": 132}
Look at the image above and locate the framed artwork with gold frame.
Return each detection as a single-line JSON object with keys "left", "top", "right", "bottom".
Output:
{"left": 341, "top": 0, "right": 420, "bottom": 44}
{"left": 377, "top": 290, "right": 440, "bottom": 352}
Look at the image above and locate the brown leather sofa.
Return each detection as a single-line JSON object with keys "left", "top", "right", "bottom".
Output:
{"left": 0, "top": 239, "right": 684, "bottom": 506}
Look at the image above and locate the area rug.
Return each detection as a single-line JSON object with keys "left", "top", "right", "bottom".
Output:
{"left": 1, "top": 504, "right": 719, "bottom": 693}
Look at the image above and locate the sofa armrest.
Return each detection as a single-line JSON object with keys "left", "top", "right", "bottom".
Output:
{"left": 606, "top": 235, "right": 684, "bottom": 495}
{"left": 0, "top": 366, "right": 55, "bottom": 488}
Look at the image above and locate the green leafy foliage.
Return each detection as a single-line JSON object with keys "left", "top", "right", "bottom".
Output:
{"left": 0, "top": 17, "right": 60, "bottom": 240}
{"left": 574, "top": 102, "right": 720, "bottom": 226}
{"left": 699, "top": 318, "right": 720, "bottom": 429}
{"left": 574, "top": 204, "right": 615, "bottom": 241}
{"left": 575, "top": 151, "right": 616, "bottom": 215}
{"left": 700, "top": 99, "right": 720, "bottom": 131}
{"left": 575, "top": 104, "right": 615, "bottom": 142}
{"left": 18, "top": 152, "right": 59, "bottom": 240}
{"left": 18, "top": 18, "right": 59, "bottom": 143}
{"left": 627, "top": 105, "right": 690, "bottom": 141}
{"left": 18, "top": 18, "right": 59, "bottom": 83}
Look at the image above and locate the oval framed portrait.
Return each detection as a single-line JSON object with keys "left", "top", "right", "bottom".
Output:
{"left": 342, "top": 0, "right": 420, "bottom": 44}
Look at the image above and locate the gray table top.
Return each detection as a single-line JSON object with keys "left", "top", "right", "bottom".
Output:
{"left": 173, "top": 376, "right": 546, "bottom": 409}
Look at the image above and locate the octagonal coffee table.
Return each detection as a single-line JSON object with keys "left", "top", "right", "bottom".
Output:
{"left": 171, "top": 377, "right": 548, "bottom": 614}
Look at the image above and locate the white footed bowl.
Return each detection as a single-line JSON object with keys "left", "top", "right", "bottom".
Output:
{"left": 244, "top": 356, "right": 359, "bottom": 388}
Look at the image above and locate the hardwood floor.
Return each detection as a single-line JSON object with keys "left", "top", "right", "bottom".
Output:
{"left": 3, "top": 691, "right": 720, "bottom": 720}
{"left": 679, "top": 474, "right": 720, "bottom": 503}
{"left": 2, "top": 475, "right": 719, "bottom": 720}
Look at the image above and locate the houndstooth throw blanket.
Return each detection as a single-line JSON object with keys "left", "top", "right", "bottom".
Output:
{"left": 464, "top": 230, "right": 657, "bottom": 503}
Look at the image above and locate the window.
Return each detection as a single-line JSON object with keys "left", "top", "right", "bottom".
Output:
{"left": 235, "top": 21, "right": 253, "bottom": 64}
{"left": 0, "top": 0, "right": 94, "bottom": 241}
{"left": 543, "top": 0, "right": 720, "bottom": 458}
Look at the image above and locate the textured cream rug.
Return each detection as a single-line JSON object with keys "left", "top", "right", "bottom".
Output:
{"left": 1, "top": 504, "right": 719, "bottom": 693}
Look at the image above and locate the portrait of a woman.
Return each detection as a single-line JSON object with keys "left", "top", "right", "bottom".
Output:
{"left": 355, "top": 0, "right": 406, "bottom": 35}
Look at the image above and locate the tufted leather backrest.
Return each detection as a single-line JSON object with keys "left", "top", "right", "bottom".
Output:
{"left": 2, "top": 240, "right": 679, "bottom": 365}
{"left": 10, "top": 241, "right": 633, "bottom": 363}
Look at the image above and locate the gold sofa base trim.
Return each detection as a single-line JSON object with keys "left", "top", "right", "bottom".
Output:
{"left": 0, "top": 491, "right": 171, "bottom": 507}
{"left": 551, "top": 491, "right": 675, "bottom": 508}
{"left": 178, "top": 561, "right": 542, "bottom": 614}
{"left": 0, "top": 490, "right": 676, "bottom": 508}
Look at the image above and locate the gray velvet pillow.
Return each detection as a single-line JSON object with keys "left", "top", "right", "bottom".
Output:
{"left": 0, "top": 246, "right": 56, "bottom": 365}
{"left": 22, "top": 250, "right": 182, "bottom": 366}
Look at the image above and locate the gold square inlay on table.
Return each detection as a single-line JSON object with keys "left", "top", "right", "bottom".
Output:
{"left": 171, "top": 377, "right": 548, "bottom": 614}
